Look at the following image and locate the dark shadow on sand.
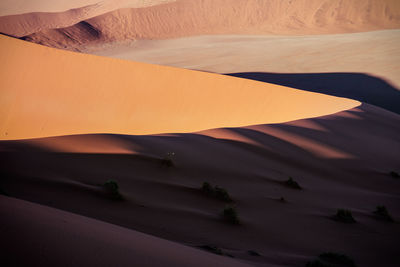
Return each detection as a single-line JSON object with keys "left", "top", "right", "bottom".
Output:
{"left": 227, "top": 72, "right": 400, "bottom": 114}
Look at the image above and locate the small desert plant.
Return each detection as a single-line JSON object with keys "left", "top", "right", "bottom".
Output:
{"left": 279, "top": 196, "right": 286, "bottom": 203}
{"left": 214, "top": 186, "right": 232, "bottom": 202}
{"left": 285, "top": 177, "right": 302, "bottom": 189}
{"left": 306, "top": 252, "right": 356, "bottom": 267}
{"left": 198, "top": 245, "right": 223, "bottom": 255}
{"left": 333, "top": 209, "right": 356, "bottom": 223}
{"left": 223, "top": 206, "right": 240, "bottom": 225}
{"left": 247, "top": 250, "right": 261, "bottom": 256}
{"left": 103, "top": 179, "right": 123, "bottom": 200}
{"left": 374, "top": 205, "right": 394, "bottom": 222}
{"left": 305, "top": 260, "right": 329, "bottom": 267}
{"left": 201, "top": 182, "right": 214, "bottom": 195}
{"left": 201, "top": 182, "right": 232, "bottom": 202}
{"left": 284, "top": 177, "right": 302, "bottom": 189}
{"left": 319, "top": 252, "right": 356, "bottom": 267}
{"left": 161, "top": 152, "right": 175, "bottom": 167}
{"left": 390, "top": 171, "right": 399, "bottom": 178}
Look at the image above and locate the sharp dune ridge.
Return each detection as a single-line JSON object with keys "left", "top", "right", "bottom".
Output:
{"left": 1, "top": 104, "right": 400, "bottom": 267}
{"left": 0, "top": 35, "right": 359, "bottom": 140}
{"left": 2, "top": 0, "right": 400, "bottom": 51}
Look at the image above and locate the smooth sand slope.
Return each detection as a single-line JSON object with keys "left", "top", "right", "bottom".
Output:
{"left": 0, "top": 35, "right": 359, "bottom": 140}
{"left": 97, "top": 30, "right": 400, "bottom": 88}
{"left": 1, "top": 104, "right": 399, "bottom": 267}
{"left": 0, "top": 0, "right": 176, "bottom": 37}
{"left": 0, "top": 196, "right": 249, "bottom": 267}
{"left": 1, "top": 0, "right": 399, "bottom": 50}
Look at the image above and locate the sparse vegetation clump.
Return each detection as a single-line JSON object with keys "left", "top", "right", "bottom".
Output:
{"left": 247, "top": 250, "right": 261, "bottom": 256}
{"left": 103, "top": 179, "right": 123, "bottom": 200}
{"left": 374, "top": 205, "right": 394, "bottom": 222}
{"left": 284, "top": 177, "right": 302, "bottom": 189}
{"left": 214, "top": 186, "right": 232, "bottom": 202}
{"left": 306, "top": 260, "right": 329, "bottom": 267}
{"left": 306, "top": 252, "right": 356, "bottom": 267}
{"left": 161, "top": 152, "right": 175, "bottom": 167}
{"left": 201, "top": 182, "right": 213, "bottom": 195}
{"left": 390, "top": 171, "right": 399, "bottom": 179}
{"left": 223, "top": 206, "right": 240, "bottom": 225}
{"left": 198, "top": 245, "right": 223, "bottom": 255}
{"left": 319, "top": 252, "right": 356, "bottom": 267}
{"left": 279, "top": 197, "right": 286, "bottom": 203}
{"left": 333, "top": 209, "right": 356, "bottom": 223}
{"left": 201, "top": 182, "right": 232, "bottom": 202}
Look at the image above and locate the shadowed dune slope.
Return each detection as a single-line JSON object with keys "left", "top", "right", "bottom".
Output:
{"left": 0, "top": 196, "right": 250, "bottom": 267}
{"left": 0, "top": 35, "right": 359, "bottom": 140}
{"left": 1, "top": 104, "right": 399, "bottom": 267}
{"left": 228, "top": 72, "right": 400, "bottom": 114}
{"left": 4, "top": 0, "right": 400, "bottom": 50}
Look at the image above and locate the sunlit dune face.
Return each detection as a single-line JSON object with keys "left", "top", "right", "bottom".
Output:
{"left": 0, "top": 35, "right": 359, "bottom": 140}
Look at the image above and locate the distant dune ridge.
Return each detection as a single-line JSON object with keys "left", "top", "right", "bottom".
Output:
{"left": 0, "top": 0, "right": 399, "bottom": 50}
{"left": 0, "top": 35, "right": 359, "bottom": 140}
{"left": 0, "top": 0, "right": 176, "bottom": 37}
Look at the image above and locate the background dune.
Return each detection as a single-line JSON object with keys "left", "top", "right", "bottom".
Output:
{"left": 0, "top": 0, "right": 176, "bottom": 37}
{"left": 1, "top": 0, "right": 399, "bottom": 50}
{"left": 0, "top": 35, "right": 359, "bottom": 140}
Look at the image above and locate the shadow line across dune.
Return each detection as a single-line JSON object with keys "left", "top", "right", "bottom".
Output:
{"left": 226, "top": 72, "right": 400, "bottom": 114}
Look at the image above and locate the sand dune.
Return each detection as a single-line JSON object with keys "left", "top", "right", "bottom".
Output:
{"left": 2, "top": 0, "right": 399, "bottom": 50}
{"left": 96, "top": 30, "right": 400, "bottom": 89}
{"left": 1, "top": 104, "right": 399, "bottom": 267}
{"left": 0, "top": 0, "right": 176, "bottom": 37}
{"left": 0, "top": 195, "right": 250, "bottom": 267}
{"left": 0, "top": 35, "right": 359, "bottom": 140}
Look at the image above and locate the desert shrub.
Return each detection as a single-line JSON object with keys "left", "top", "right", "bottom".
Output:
{"left": 333, "top": 209, "right": 356, "bottom": 223}
{"left": 390, "top": 171, "right": 399, "bottom": 178}
{"left": 279, "top": 197, "right": 286, "bottom": 203}
{"left": 198, "top": 245, "right": 223, "bottom": 255}
{"left": 103, "top": 179, "right": 123, "bottom": 200}
{"left": 247, "top": 250, "right": 261, "bottom": 256}
{"left": 223, "top": 206, "right": 240, "bottom": 225}
{"left": 284, "top": 177, "right": 302, "bottom": 189}
{"left": 374, "top": 205, "right": 394, "bottom": 222}
{"left": 201, "top": 182, "right": 214, "bottom": 195}
{"left": 201, "top": 182, "right": 232, "bottom": 202}
{"left": 214, "top": 186, "right": 232, "bottom": 202}
{"left": 306, "top": 252, "right": 356, "bottom": 267}
{"left": 161, "top": 152, "right": 175, "bottom": 167}
{"left": 319, "top": 252, "right": 356, "bottom": 267}
{"left": 306, "top": 260, "right": 330, "bottom": 267}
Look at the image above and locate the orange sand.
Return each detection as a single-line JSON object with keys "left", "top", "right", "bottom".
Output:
{"left": 0, "top": 35, "right": 359, "bottom": 140}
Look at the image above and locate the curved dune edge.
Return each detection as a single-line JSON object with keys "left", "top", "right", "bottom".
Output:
{"left": 0, "top": 35, "right": 360, "bottom": 140}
